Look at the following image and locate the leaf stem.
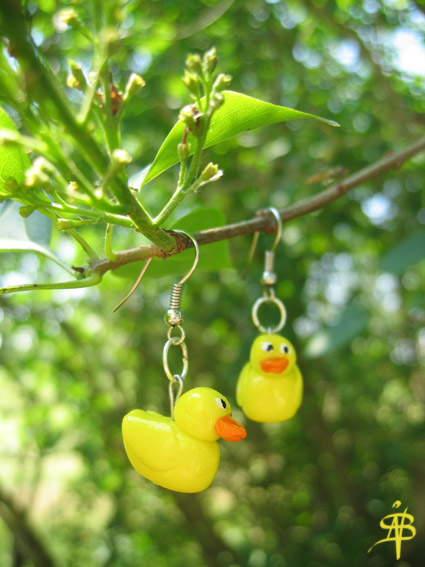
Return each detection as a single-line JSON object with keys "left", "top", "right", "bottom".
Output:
{"left": 153, "top": 117, "right": 211, "bottom": 226}
{"left": 105, "top": 224, "right": 117, "bottom": 261}
{"left": 0, "top": 273, "right": 103, "bottom": 296}
{"left": 66, "top": 228, "right": 99, "bottom": 259}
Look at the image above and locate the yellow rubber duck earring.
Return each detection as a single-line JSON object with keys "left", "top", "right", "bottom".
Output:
{"left": 122, "top": 231, "right": 246, "bottom": 493}
{"left": 236, "top": 209, "right": 303, "bottom": 423}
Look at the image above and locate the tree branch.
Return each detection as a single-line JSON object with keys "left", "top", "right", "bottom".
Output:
{"left": 0, "top": 486, "right": 57, "bottom": 567}
{"left": 90, "top": 135, "right": 425, "bottom": 277}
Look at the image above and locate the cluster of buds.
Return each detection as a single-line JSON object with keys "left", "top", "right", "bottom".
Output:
{"left": 182, "top": 47, "right": 232, "bottom": 116}
{"left": 174, "top": 48, "right": 229, "bottom": 192}
{"left": 179, "top": 47, "right": 232, "bottom": 139}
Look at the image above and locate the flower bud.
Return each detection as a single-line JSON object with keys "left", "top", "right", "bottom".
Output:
{"left": 178, "top": 142, "right": 191, "bottom": 162}
{"left": 179, "top": 104, "right": 198, "bottom": 130}
{"left": 67, "top": 60, "right": 87, "bottom": 91}
{"left": 185, "top": 53, "right": 203, "bottom": 75}
{"left": 19, "top": 205, "right": 35, "bottom": 218}
{"left": 24, "top": 157, "right": 52, "bottom": 188}
{"left": 66, "top": 73, "right": 80, "bottom": 89}
{"left": 57, "top": 8, "right": 79, "bottom": 27}
{"left": 213, "top": 73, "right": 232, "bottom": 92}
{"left": 112, "top": 149, "right": 132, "bottom": 166}
{"left": 25, "top": 167, "right": 49, "bottom": 188}
{"left": 210, "top": 92, "right": 225, "bottom": 111}
{"left": 67, "top": 181, "right": 79, "bottom": 193}
{"left": 182, "top": 70, "right": 199, "bottom": 95}
{"left": 123, "top": 73, "right": 146, "bottom": 102}
{"left": 203, "top": 47, "right": 218, "bottom": 75}
{"left": 201, "top": 162, "right": 222, "bottom": 182}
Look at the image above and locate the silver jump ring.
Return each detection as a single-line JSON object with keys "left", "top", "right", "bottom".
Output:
{"left": 163, "top": 338, "right": 189, "bottom": 382}
{"left": 252, "top": 295, "right": 287, "bottom": 334}
{"left": 167, "top": 324, "right": 186, "bottom": 344}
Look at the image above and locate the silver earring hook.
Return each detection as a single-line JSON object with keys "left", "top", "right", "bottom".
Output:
{"left": 165, "top": 231, "right": 200, "bottom": 328}
{"left": 172, "top": 230, "right": 200, "bottom": 285}
{"left": 247, "top": 207, "right": 282, "bottom": 267}
{"left": 267, "top": 207, "right": 282, "bottom": 253}
{"left": 163, "top": 230, "right": 200, "bottom": 418}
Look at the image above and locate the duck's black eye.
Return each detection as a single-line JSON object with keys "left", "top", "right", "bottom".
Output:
{"left": 262, "top": 342, "right": 274, "bottom": 352}
{"left": 281, "top": 344, "right": 291, "bottom": 354}
{"left": 216, "top": 397, "right": 227, "bottom": 409}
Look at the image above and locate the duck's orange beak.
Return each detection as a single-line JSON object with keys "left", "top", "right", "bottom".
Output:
{"left": 260, "top": 357, "right": 288, "bottom": 374}
{"left": 215, "top": 415, "right": 247, "bottom": 442}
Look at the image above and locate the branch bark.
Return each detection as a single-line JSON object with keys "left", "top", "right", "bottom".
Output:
{"left": 90, "top": 135, "right": 425, "bottom": 276}
{"left": 0, "top": 486, "right": 57, "bottom": 567}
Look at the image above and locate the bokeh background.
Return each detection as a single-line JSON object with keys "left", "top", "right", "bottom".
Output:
{"left": 1, "top": 1, "right": 425, "bottom": 566}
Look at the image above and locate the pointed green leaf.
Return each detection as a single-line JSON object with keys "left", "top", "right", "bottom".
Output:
{"left": 380, "top": 230, "right": 425, "bottom": 275}
{"left": 0, "top": 201, "right": 73, "bottom": 275}
{"left": 113, "top": 207, "right": 232, "bottom": 279}
{"left": 0, "top": 239, "right": 74, "bottom": 275}
{"left": 0, "top": 107, "right": 31, "bottom": 192}
{"left": 141, "top": 90, "right": 339, "bottom": 188}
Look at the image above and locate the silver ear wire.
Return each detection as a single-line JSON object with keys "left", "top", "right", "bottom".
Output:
{"left": 251, "top": 207, "right": 287, "bottom": 334}
{"left": 163, "top": 231, "right": 200, "bottom": 418}
{"left": 165, "top": 231, "right": 200, "bottom": 327}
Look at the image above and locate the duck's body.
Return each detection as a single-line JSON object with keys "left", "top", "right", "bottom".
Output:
{"left": 237, "top": 334, "right": 303, "bottom": 423}
{"left": 122, "top": 387, "right": 246, "bottom": 493}
{"left": 122, "top": 409, "right": 220, "bottom": 493}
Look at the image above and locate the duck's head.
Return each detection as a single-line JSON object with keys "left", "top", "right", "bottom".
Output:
{"left": 250, "top": 334, "right": 297, "bottom": 375}
{"left": 174, "top": 387, "right": 247, "bottom": 443}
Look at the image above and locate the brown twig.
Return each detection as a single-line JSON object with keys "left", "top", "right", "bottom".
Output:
{"left": 90, "top": 135, "right": 425, "bottom": 277}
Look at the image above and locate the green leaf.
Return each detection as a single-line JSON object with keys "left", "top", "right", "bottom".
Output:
{"left": 0, "top": 238, "right": 74, "bottom": 274}
{"left": 24, "top": 210, "right": 53, "bottom": 247}
{"left": 0, "top": 107, "right": 31, "bottom": 192}
{"left": 379, "top": 230, "right": 425, "bottom": 275}
{"left": 113, "top": 207, "right": 232, "bottom": 279}
{"left": 140, "top": 90, "right": 339, "bottom": 188}
{"left": 305, "top": 304, "right": 369, "bottom": 359}
{"left": 0, "top": 201, "right": 72, "bottom": 275}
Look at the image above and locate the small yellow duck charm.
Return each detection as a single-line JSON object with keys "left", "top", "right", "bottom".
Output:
{"left": 237, "top": 334, "right": 303, "bottom": 423}
{"left": 122, "top": 387, "right": 246, "bottom": 493}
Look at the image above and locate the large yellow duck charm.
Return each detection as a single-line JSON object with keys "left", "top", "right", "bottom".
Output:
{"left": 122, "top": 387, "right": 246, "bottom": 493}
{"left": 237, "top": 334, "right": 303, "bottom": 423}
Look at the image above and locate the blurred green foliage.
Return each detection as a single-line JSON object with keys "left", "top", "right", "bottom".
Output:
{"left": 1, "top": 1, "right": 425, "bottom": 567}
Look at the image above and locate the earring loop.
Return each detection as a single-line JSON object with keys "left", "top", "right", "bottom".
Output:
{"left": 163, "top": 338, "right": 189, "bottom": 382}
{"left": 252, "top": 294, "right": 287, "bottom": 334}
